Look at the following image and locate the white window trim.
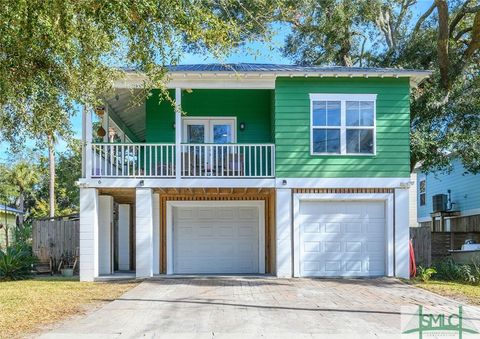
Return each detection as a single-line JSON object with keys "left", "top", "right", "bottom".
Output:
{"left": 419, "top": 179, "right": 426, "bottom": 206}
{"left": 309, "top": 93, "right": 377, "bottom": 156}
{"left": 166, "top": 200, "right": 265, "bottom": 275}
{"left": 292, "top": 193, "right": 394, "bottom": 277}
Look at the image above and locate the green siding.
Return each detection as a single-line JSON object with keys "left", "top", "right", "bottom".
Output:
{"left": 274, "top": 77, "right": 411, "bottom": 178}
{"left": 146, "top": 89, "right": 273, "bottom": 143}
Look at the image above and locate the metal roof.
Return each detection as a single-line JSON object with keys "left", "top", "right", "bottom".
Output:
{"left": 0, "top": 204, "right": 24, "bottom": 214}
{"left": 165, "top": 63, "right": 430, "bottom": 75}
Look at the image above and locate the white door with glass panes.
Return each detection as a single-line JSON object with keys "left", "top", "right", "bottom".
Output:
{"left": 182, "top": 118, "right": 236, "bottom": 143}
{"left": 182, "top": 118, "right": 236, "bottom": 175}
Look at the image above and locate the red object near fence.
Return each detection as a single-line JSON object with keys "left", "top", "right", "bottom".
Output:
{"left": 409, "top": 239, "right": 416, "bottom": 278}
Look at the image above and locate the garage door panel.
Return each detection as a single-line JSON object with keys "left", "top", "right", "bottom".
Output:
{"left": 173, "top": 205, "right": 260, "bottom": 274}
{"left": 238, "top": 223, "right": 256, "bottom": 237}
{"left": 218, "top": 226, "right": 234, "bottom": 237}
{"left": 324, "top": 241, "right": 342, "bottom": 252}
{"left": 217, "top": 208, "right": 235, "bottom": 219}
{"left": 299, "top": 200, "right": 386, "bottom": 277}
{"left": 344, "top": 241, "right": 362, "bottom": 253}
{"left": 303, "top": 223, "right": 321, "bottom": 233}
{"left": 238, "top": 207, "right": 258, "bottom": 219}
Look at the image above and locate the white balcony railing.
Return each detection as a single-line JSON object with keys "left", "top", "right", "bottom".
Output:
{"left": 91, "top": 143, "right": 176, "bottom": 177}
{"left": 180, "top": 144, "right": 275, "bottom": 177}
{"left": 90, "top": 143, "right": 275, "bottom": 178}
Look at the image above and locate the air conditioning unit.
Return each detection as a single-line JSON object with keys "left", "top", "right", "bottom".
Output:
{"left": 432, "top": 194, "right": 448, "bottom": 213}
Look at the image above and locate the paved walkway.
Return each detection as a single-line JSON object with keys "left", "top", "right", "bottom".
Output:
{"left": 39, "top": 277, "right": 480, "bottom": 338}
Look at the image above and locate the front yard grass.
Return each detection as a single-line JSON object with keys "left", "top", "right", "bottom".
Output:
{"left": 414, "top": 280, "right": 480, "bottom": 305}
{"left": 0, "top": 276, "right": 138, "bottom": 338}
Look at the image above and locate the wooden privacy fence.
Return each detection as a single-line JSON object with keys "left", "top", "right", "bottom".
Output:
{"left": 410, "top": 226, "right": 432, "bottom": 267}
{"left": 410, "top": 225, "right": 480, "bottom": 267}
{"left": 32, "top": 217, "right": 79, "bottom": 266}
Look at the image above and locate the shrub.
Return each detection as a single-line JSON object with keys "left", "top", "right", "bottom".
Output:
{"left": 0, "top": 244, "right": 36, "bottom": 280}
{"left": 431, "top": 257, "right": 480, "bottom": 285}
{"left": 417, "top": 266, "right": 437, "bottom": 282}
{"left": 432, "top": 258, "right": 463, "bottom": 281}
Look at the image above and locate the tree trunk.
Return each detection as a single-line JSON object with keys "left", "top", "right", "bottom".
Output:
{"left": 48, "top": 134, "right": 55, "bottom": 218}
{"left": 435, "top": 0, "right": 450, "bottom": 90}
{"left": 17, "top": 193, "right": 24, "bottom": 230}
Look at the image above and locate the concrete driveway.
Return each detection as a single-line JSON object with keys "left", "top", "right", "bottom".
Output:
{"left": 39, "top": 277, "right": 480, "bottom": 339}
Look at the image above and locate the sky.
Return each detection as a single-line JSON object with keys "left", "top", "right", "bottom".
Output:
{"left": 0, "top": 2, "right": 433, "bottom": 161}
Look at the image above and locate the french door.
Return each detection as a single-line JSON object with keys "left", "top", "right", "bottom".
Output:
{"left": 182, "top": 118, "right": 236, "bottom": 144}
{"left": 182, "top": 118, "right": 236, "bottom": 175}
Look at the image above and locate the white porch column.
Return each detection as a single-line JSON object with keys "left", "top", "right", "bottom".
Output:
{"left": 276, "top": 188, "right": 293, "bottom": 278}
{"left": 136, "top": 188, "right": 154, "bottom": 278}
{"left": 80, "top": 188, "right": 99, "bottom": 281}
{"left": 84, "top": 106, "right": 93, "bottom": 179}
{"left": 153, "top": 193, "right": 160, "bottom": 275}
{"left": 175, "top": 88, "right": 182, "bottom": 180}
{"left": 118, "top": 204, "right": 131, "bottom": 271}
{"left": 81, "top": 106, "right": 86, "bottom": 178}
{"left": 98, "top": 195, "right": 113, "bottom": 275}
{"left": 395, "top": 188, "right": 410, "bottom": 278}
{"left": 103, "top": 104, "right": 110, "bottom": 142}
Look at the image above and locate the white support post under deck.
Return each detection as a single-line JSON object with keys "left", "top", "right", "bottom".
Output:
{"left": 84, "top": 105, "right": 93, "bottom": 179}
{"left": 175, "top": 88, "right": 182, "bottom": 180}
{"left": 103, "top": 104, "right": 109, "bottom": 143}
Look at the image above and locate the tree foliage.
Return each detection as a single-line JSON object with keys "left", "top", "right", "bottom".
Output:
{"left": 0, "top": 0, "right": 280, "bottom": 148}
{"left": 0, "top": 142, "right": 81, "bottom": 219}
{"left": 282, "top": 0, "right": 480, "bottom": 173}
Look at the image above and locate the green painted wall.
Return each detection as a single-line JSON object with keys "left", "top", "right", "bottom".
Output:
{"left": 146, "top": 89, "right": 273, "bottom": 143}
{"left": 274, "top": 77, "right": 411, "bottom": 178}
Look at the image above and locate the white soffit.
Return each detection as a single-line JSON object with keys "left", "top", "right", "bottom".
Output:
{"left": 113, "top": 70, "right": 431, "bottom": 90}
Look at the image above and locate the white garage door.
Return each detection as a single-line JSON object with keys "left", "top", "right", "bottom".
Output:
{"left": 298, "top": 200, "right": 386, "bottom": 277}
{"left": 173, "top": 204, "right": 261, "bottom": 274}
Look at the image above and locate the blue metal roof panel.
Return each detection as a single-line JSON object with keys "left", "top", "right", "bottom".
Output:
{"left": 0, "top": 204, "right": 24, "bottom": 214}
{"left": 164, "top": 63, "right": 430, "bottom": 74}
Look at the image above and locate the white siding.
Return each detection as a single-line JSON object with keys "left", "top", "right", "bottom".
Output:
{"left": 118, "top": 204, "right": 130, "bottom": 271}
{"left": 98, "top": 195, "right": 113, "bottom": 275}
{"left": 136, "top": 188, "right": 154, "bottom": 278}
{"left": 395, "top": 188, "right": 410, "bottom": 278}
{"left": 409, "top": 172, "right": 418, "bottom": 227}
{"left": 276, "top": 189, "right": 293, "bottom": 277}
{"left": 80, "top": 188, "right": 99, "bottom": 281}
{"left": 153, "top": 193, "right": 160, "bottom": 275}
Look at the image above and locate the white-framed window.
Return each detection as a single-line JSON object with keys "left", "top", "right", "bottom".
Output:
{"left": 419, "top": 179, "right": 426, "bottom": 206}
{"left": 309, "top": 94, "right": 377, "bottom": 155}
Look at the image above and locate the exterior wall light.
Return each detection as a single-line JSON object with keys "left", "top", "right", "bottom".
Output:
{"left": 239, "top": 122, "right": 246, "bottom": 131}
{"left": 172, "top": 122, "right": 176, "bottom": 129}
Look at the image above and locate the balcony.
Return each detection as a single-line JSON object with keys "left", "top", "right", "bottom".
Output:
{"left": 90, "top": 143, "right": 275, "bottom": 178}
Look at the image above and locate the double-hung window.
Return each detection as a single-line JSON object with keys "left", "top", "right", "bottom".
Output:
{"left": 419, "top": 180, "right": 426, "bottom": 206}
{"left": 310, "top": 94, "right": 376, "bottom": 155}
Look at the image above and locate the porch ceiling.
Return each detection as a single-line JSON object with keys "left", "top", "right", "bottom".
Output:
{"left": 99, "top": 188, "right": 135, "bottom": 204}
{"left": 104, "top": 89, "right": 146, "bottom": 142}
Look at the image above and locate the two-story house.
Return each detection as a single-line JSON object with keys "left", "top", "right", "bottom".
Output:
{"left": 78, "top": 63, "right": 430, "bottom": 281}
{"left": 417, "top": 159, "right": 480, "bottom": 232}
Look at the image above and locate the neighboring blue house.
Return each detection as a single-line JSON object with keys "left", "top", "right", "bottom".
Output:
{"left": 417, "top": 159, "right": 480, "bottom": 229}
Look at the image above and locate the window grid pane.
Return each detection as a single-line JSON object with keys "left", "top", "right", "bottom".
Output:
{"left": 313, "top": 101, "right": 340, "bottom": 127}
{"left": 346, "top": 101, "right": 374, "bottom": 127}
{"left": 313, "top": 128, "right": 340, "bottom": 154}
{"left": 346, "top": 129, "right": 374, "bottom": 154}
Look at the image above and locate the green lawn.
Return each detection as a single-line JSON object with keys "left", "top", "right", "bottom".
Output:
{"left": 0, "top": 276, "right": 138, "bottom": 338}
{"left": 414, "top": 280, "right": 480, "bottom": 305}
